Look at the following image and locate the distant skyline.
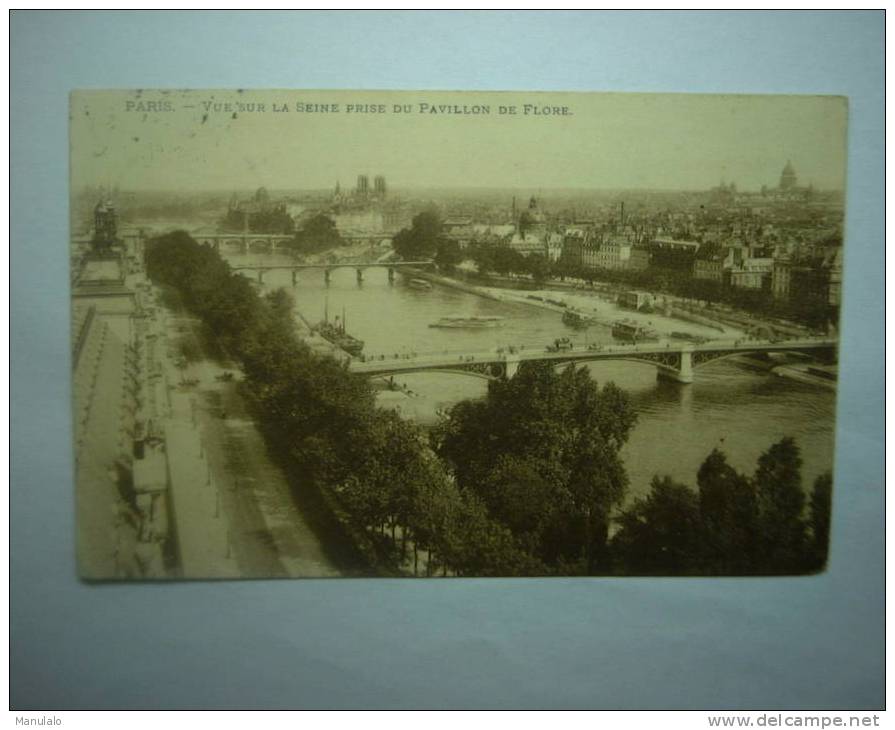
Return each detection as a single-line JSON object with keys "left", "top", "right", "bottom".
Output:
{"left": 71, "top": 90, "right": 848, "bottom": 194}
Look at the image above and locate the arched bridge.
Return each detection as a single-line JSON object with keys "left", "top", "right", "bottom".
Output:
{"left": 196, "top": 233, "right": 295, "bottom": 254}
{"left": 232, "top": 260, "right": 436, "bottom": 284}
{"left": 348, "top": 338, "right": 837, "bottom": 384}
{"left": 198, "top": 232, "right": 397, "bottom": 254}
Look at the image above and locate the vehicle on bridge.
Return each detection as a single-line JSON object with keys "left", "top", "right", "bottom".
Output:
{"left": 547, "top": 337, "right": 574, "bottom": 352}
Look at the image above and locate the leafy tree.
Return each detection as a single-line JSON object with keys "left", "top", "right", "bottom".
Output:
{"left": 807, "top": 472, "right": 832, "bottom": 571}
{"left": 612, "top": 476, "right": 702, "bottom": 575}
{"left": 248, "top": 205, "right": 295, "bottom": 235}
{"left": 525, "top": 253, "right": 550, "bottom": 283}
{"left": 435, "top": 362, "right": 636, "bottom": 573}
{"left": 469, "top": 245, "right": 496, "bottom": 275}
{"left": 490, "top": 247, "right": 524, "bottom": 276}
{"left": 434, "top": 239, "right": 463, "bottom": 271}
{"left": 753, "top": 437, "right": 807, "bottom": 573}
{"left": 445, "top": 493, "right": 544, "bottom": 577}
{"left": 289, "top": 214, "right": 343, "bottom": 255}
{"left": 477, "top": 455, "right": 560, "bottom": 555}
{"left": 392, "top": 210, "right": 445, "bottom": 260}
{"left": 697, "top": 448, "right": 758, "bottom": 574}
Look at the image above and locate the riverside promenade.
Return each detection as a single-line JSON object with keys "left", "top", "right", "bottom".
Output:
{"left": 158, "top": 304, "right": 342, "bottom": 578}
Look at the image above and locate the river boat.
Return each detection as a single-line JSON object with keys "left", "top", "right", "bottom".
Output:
{"left": 429, "top": 316, "right": 505, "bottom": 329}
{"left": 562, "top": 310, "right": 595, "bottom": 329}
{"left": 408, "top": 278, "right": 433, "bottom": 291}
{"left": 670, "top": 331, "right": 709, "bottom": 344}
{"left": 772, "top": 364, "right": 837, "bottom": 390}
{"left": 313, "top": 303, "right": 365, "bottom": 356}
{"left": 612, "top": 319, "right": 659, "bottom": 342}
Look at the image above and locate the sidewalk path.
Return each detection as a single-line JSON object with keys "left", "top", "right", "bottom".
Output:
{"left": 163, "top": 308, "right": 342, "bottom": 578}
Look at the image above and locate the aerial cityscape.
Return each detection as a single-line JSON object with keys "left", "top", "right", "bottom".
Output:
{"left": 71, "top": 90, "right": 844, "bottom": 579}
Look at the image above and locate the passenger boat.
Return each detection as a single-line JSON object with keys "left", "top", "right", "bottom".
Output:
{"left": 611, "top": 319, "right": 659, "bottom": 342}
{"left": 408, "top": 278, "right": 433, "bottom": 290}
{"left": 429, "top": 315, "right": 505, "bottom": 329}
{"left": 313, "top": 304, "right": 365, "bottom": 356}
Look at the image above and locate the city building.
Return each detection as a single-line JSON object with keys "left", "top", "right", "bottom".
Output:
{"left": 729, "top": 257, "right": 774, "bottom": 290}
{"left": 693, "top": 256, "right": 726, "bottom": 283}
{"left": 594, "top": 235, "right": 632, "bottom": 270}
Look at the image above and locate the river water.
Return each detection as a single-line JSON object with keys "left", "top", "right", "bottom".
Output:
{"left": 229, "top": 252, "right": 837, "bottom": 503}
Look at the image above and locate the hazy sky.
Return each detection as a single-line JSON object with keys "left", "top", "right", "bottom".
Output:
{"left": 71, "top": 89, "right": 848, "bottom": 193}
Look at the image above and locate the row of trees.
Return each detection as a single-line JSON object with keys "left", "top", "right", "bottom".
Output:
{"left": 145, "top": 231, "right": 832, "bottom": 576}
{"left": 612, "top": 441, "right": 831, "bottom": 575}
{"left": 145, "top": 231, "right": 545, "bottom": 575}
{"left": 464, "top": 241, "right": 837, "bottom": 330}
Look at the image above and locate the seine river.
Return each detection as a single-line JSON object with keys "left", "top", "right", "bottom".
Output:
{"left": 229, "top": 253, "right": 837, "bottom": 503}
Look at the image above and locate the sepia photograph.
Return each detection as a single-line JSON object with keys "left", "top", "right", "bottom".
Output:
{"left": 70, "top": 89, "right": 846, "bottom": 580}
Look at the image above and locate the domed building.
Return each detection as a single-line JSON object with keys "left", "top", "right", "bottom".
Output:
{"left": 779, "top": 160, "right": 798, "bottom": 191}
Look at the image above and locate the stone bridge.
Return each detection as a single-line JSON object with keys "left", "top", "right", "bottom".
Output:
{"left": 195, "top": 233, "right": 295, "bottom": 254}
{"left": 196, "top": 232, "right": 394, "bottom": 255}
{"left": 232, "top": 260, "right": 436, "bottom": 284}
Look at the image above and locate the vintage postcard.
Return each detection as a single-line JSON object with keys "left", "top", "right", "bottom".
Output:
{"left": 70, "top": 89, "right": 845, "bottom": 579}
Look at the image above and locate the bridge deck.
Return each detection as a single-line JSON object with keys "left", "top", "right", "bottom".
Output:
{"left": 349, "top": 338, "right": 836, "bottom": 375}
{"left": 232, "top": 261, "right": 434, "bottom": 271}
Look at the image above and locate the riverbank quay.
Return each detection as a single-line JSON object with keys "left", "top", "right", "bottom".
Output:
{"left": 407, "top": 266, "right": 732, "bottom": 341}
{"left": 146, "top": 236, "right": 409, "bottom": 577}
{"left": 149, "top": 283, "right": 348, "bottom": 578}
{"left": 442, "top": 265, "right": 816, "bottom": 339}
{"left": 399, "top": 266, "right": 503, "bottom": 301}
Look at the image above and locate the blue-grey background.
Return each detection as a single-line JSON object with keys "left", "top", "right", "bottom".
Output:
{"left": 10, "top": 11, "right": 884, "bottom": 710}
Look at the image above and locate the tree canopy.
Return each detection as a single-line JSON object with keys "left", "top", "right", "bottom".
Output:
{"left": 393, "top": 210, "right": 446, "bottom": 260}
{"left": 288, "top": 213, "right": 343, "bottom": 256}
{"left": 435, "top": 361, "right": 637, "bottom": 573}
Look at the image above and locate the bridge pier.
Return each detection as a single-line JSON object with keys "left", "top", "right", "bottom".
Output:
{"left": 291, "top": 270, "right": 298, "bottom": 286}
{"left": 356, "top": 268, "right": 364, "bottom": 284}
{"left": 657, "top": 349, "right": 694, "bottom": 384}
{"left": 257, "top": 269, "right": 264, "bottom": 285}
{"left": 324, "top": 269, "right": 331, "bottom": 285}
{"left": 504, "top": 357, "right": 520, "bottom": 379}
{"left": 387, "top": 267, "right": 395, "bottom": 284}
